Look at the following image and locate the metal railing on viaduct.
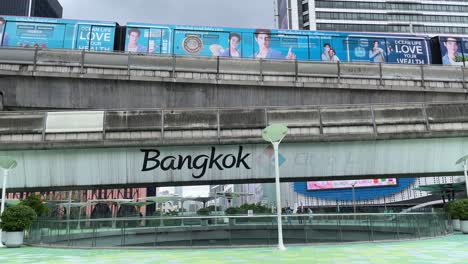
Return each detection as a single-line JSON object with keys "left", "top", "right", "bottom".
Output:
{"left": 1, "top": 101, "right": 468, "bottom": 149}
{"left": 0, "top": 47, "right": 467, "bottom": 110}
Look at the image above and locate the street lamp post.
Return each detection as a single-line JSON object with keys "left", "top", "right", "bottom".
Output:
{"left": 262, "top": 123, "right": 288, "bottom": 251}
{"left": 351, "top": 182, "right": 357, "bottom": 221}
{"left": 0, "top": 157, "right": 17, "bottom": 248}
{"left": 455, "top": 155, "right": 468, "bottom": 197}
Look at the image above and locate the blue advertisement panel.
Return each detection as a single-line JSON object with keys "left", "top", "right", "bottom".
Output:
{"left": 3, "top": 21, "right": 66, "bottom": 48}
{"left": 386, "top": 38, "right": 427, "bottom": 64}
{"left": 253, "top": 29, "right": 307, "bottom": 60}
{"left": 348, "top": 37, "right": 385, "bottom": 63}
{"left": 77, "top": 25, "right": 114, "bottom": 51}
{"left": 347, "top": 36, "right": 428, "bottom": 64}
{"left": 174, "top": 30, "right": 229, "bottom": 57}
{"left": 0, "top": 16, "right": 116, "bottom": 50}
{"left": 125, "top": 27, "right": 150, "bottom": 53}
{"left": 439, "top": 36, "right": 466, "bottom": 66}
{"left": 323, "top": 36, "right": 347, "bottom": 62}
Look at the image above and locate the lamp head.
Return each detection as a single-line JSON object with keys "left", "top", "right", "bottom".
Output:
{"left": 0, "top": 157, "right": 17, "bottom": 170}
{"left": 455, "top": 155, "right": 468, "bottom": 165}
{"left": 262, "top": 124, "right": 288, "bottom": 143}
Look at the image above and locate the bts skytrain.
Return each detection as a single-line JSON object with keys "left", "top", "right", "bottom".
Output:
{"left": 0, "top": 15, "right": 466, "bottom": 66}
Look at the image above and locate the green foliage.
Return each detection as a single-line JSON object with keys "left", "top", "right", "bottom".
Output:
{"left": 0, "top": 205, "right": 37, "bottom": 232}
{"left": 226, "top": 203, "right": 271, "bottom": 215}
{"left": 458, "top": 199, "right": 468, "bottom": 221}
{"left": 20, "top": 194, "right": 49, "bottom": 217}
{"left": 448, "top": 199, "right": 468, "bottom": 220}
{"left": 197, "top": 208, "right": 211, "bottom": 216}
{"left": 225, "top": 207, "right": 242, "bottom": 215}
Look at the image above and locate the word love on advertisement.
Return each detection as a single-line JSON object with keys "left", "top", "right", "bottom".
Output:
{"left": 141, "top": 146, "right": 251, "bottom": 178}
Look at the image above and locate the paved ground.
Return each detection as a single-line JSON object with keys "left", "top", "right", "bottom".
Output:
{"left": 0, "top": 234, "right": 466, "bottom": 263}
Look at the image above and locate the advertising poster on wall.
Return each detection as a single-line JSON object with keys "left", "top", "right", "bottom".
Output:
{"left": 348, "top": 37, "right": 428, "bottom": 64}
{"left": 77, "top": 25, "right": 115, "bottom": 51}
{"left": 307, "top": 178, "right": 398, "bottom": 191}
{"left": 125, "top": 26, "right": 170, "bottom": 54}
{"left": 253, "top": 29, "right": 308, "bottom": 60}
{"left": 3, "top": 21, "right": 66, "bottom": 48}
{"left": 174, "top": 30, "right": 230, "bottom": 57}
{"left": 439, "top": 36, "right": 467, "bottom": 66}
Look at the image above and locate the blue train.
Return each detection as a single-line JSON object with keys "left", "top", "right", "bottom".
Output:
{"left": 0, "top": 15, "right": 467, "bottom": 66}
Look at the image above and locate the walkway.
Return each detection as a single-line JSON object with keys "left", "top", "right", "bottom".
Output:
{"left": 0, "top": 234, "right": 466, "bottom": 263}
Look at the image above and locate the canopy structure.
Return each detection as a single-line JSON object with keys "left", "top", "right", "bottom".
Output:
{"left": 57, "top": 201, "right": 98, "bottom": 229}
{"left": 184, "top": 196, "right": 216, "bottom": 208}
{"left": 5, "top": 199, "right": 20, "bottom": 206}
{"left": 139, "top": 195, "right": 181, "bottom": 226}
{"left": 87, "top": 199, "right": 134, "bottom": 228}
{"left": 413, "top": 182, "right": 466, "bottom": 203}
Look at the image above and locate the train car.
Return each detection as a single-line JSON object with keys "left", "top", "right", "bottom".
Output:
{"left": 430, "top": 35, "right": 468, "bottom": 66}
{"left": 123, "top": 22, "right": 432, "bottom": 65}
{"left": 0, "top": 15, "right": 117, "bottom": 51}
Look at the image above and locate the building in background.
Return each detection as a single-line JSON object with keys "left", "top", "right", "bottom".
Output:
{"left": 278, "top": 0, "right": 468, "bottom": 34}
{"left": 0, "top": 0, "right": 62, "bottom": 18}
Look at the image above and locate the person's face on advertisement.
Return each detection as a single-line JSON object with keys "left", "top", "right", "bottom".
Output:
{"left": 256, "top": 33, "right": 270, "bottom": 50}
{"left": 230, "top": 36, "right": 240, "bottom": 49}
{"left": 329, "top": 49, "right": 335, "bottom": 56}
{"left": 444, "top": 38, "right": 459, "bottom": 56}
{"left": 129, "top": 31, "right": 139, "bottom": 45}
{"left": 374, "top": 41, "right": 379, "bottom": 48}
{"left": 324, "top": 45, "right": 330, "bottom": 53}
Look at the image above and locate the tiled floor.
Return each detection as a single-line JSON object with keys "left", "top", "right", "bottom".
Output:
{"left": 0, "top": 234, "right": 466, "bottom": 263}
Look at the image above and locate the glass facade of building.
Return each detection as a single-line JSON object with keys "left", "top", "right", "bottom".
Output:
{"left": 0, "top": 0, "right": 62, "bottom": 18}
{"left": 282, "top": 0, "right": 468, "bottom": 34}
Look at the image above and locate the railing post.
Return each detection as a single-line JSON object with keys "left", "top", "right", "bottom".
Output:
{"left": 379, "top": 62, "right": 383, "bottom": 86}
{"left": 33, "top": 47, "right": 38, "bottom": 72}
{"left": 420, "top": 64, "right": 425, "bottom": 88}
{"left": 80, "top": 49, "right": 85, "bottom": 74}
{"left": 318, "top": 107, "right": 323, "bottom": 135}
{"left": 370, "top": 105, "right": 377, "bottom": 135}
{"left": 41, "top": 112, "right": 47, "bottom": 142}
{"left": 294, "top": 59, "right": 298, "bottom": 82}
{"left": 337, "top": 61, "right": 341, "bottom": 84}
{"left": 172, "top": 54, "right": 176, "bottom": 79}
{"left": 259, "top": 58, "right": 263, "bottom": 82}
{"left": 422, "top": 103, "right": 431, "bottom": 132}
{"left": 462, "top": 66, "right": 467, "bottom": 91}
{"left": 216, "top": 56, "right": 220, "bottom": 81}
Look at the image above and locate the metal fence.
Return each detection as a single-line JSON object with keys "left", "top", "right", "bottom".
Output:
{"left": 26, "top": 212, "right": 451, "bottom": 248}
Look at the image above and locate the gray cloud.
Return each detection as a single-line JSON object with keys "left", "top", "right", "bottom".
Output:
{"left": 59, "top": 0, "right": 275, "bottom": 28}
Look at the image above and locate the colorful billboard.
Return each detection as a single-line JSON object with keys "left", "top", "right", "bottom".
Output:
{"left": 125, "top": 23, "right": 432, "bottom": 64}
{"left": 439, "top": 36, "right": 468, "bottom": 66}
{"left": 347, "top": 36, "right": 429, "bottom": 64}
{"left": 307, "top": 178, "right": 398, "bottom": 191}
{"left": 0, "top": 16, "right": 116, "bottom": 51}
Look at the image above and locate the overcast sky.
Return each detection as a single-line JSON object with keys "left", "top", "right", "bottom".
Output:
{"left": 58, "top": 0, "right": 276, "bottom": 28}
